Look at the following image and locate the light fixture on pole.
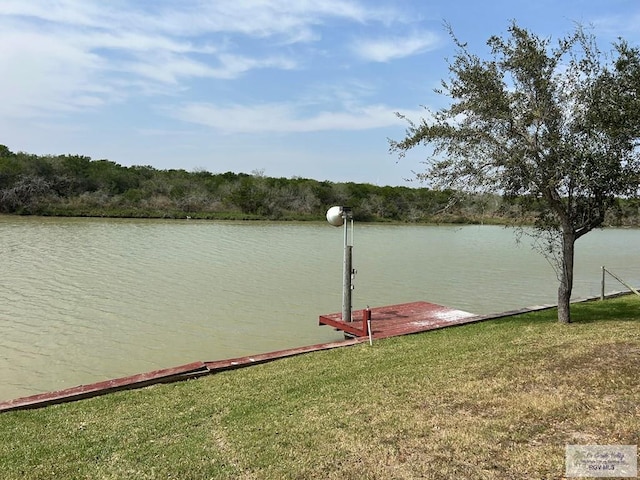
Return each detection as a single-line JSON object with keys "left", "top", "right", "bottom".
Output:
{"left": 326, "top": 206, "right": 355, "bottom": 323}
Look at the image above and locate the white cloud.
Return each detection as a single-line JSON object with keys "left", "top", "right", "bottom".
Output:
{"left": 0, "top": 0, "right": 409, "bottom": 118}
{"left": 172, "top": 101, "right": 422, "bottom": 134}
{"left": 124, "top": 52, "right": 296, "bottom": 85}
{"left": 0, "top": 0, "right": 111, "bottom": 29}
{"left": 0, "top": 0, "right": 393, "bottom": 43}
{"left": 215, "top": 54, "right": 297, "bottom": 78}
{"left": 592, "top": 12, "right": 640, "bottom": 41}
{"left": 0, "top": 29, "right": 110, "bottom": 117}
{"left": 0, "top": 0, "right": 422, "bottom": 124}
{"left": 148, "top": 0, "right": 396, "bottom": 39}
{"left": 352, "top": 32, "right": 441, "bottom": 62}
{"left": 0, "top": 3, "right": 307, "bottom": 117}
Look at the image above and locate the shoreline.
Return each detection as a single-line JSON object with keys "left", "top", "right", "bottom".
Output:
{"left": 4, "top": 292, "right": 631, "bottom": 414}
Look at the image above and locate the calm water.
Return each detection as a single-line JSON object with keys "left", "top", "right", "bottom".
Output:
{"left": 1, "top": 216, "right": 639, "bottom": 401}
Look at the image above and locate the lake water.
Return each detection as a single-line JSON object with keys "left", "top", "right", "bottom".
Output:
{"left": 1, "top": 216, "right": 639, "bottom": 401}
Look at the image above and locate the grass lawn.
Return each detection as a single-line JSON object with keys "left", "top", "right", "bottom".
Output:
{"left": 1, "top": 296, "right": 638, "bottom": 479}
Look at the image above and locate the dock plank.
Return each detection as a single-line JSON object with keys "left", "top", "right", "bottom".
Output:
{"left": 0, "top": 341, "right": 361, "bottom": 413}
{"left": 0, "top": 361, "right": 209, "bottom": 413}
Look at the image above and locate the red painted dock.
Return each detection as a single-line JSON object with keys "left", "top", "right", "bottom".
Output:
{"left": 319, "top": 301, "right": 479, "bottom": 338}
{"left": 1, "top": 301, "right": 482, "bottom": 413}
{"left": 0, "top": 362, "right": 210, "bottom": 413}
{"left": 0, "top": 338, "right": 359, "bottom": 413}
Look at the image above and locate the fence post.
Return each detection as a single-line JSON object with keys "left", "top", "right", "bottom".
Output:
{"left": 601, "top": 266, "right": 605, "bottom": 301}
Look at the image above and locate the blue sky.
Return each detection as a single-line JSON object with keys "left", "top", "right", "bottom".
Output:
{"left": 1, "top": 1, "right": 639, "bottom": 186}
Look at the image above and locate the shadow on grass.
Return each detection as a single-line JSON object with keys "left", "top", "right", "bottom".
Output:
{"left": 568, "top": 295, "right": 640, "bottom": 324}
{"left": 483, "top": 294, "right": 640, "bottom": 328}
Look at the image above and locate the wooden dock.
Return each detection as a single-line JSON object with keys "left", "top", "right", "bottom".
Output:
{"left": 319, "top": 301, "right": 480, "bottom": 338}
{"left": 0, "top": 362, "right": 210, "bottom": 413}
{"left": 0, "top": 339, "right": 359, "bottom": 413}
{"left": 1, "top": 300, "right": 482, "bottom": 413}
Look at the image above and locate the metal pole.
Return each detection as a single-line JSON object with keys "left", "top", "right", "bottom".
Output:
{"left": 601, "top": 266, "right": 605, "bottom": 301}
{"left": 342, "top": 215, "right": 352, "bottom": 322}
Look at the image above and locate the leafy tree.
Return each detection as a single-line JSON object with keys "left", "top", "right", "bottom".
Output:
{"left": 390, "top": 23, "right": 640, "bottom": 323}
{"left": 0, "top": 145, "right": 14, "bottom": 159}
{"left": 0, "top": 175, "right": 53, "bottom": 213}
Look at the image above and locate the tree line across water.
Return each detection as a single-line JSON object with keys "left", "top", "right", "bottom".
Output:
{"left": 1, "top": 144, "right": 638, "bottom": 225}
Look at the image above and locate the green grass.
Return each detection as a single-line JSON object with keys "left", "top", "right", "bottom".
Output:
{"left": 1, "top": 296, "right": 639, "bottom": 479}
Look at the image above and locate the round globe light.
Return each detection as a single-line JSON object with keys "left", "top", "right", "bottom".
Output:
{"left": 326, "top": 206, "right": 344, "bottom": 227}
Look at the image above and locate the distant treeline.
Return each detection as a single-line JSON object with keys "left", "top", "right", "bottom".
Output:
{"left": 1, "top": 145, "right": 638, "bottom": 225}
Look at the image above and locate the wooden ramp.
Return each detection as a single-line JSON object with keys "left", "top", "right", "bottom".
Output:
{"left": 0, "top": 362, "right": 210, "bottom": 413}
{"left": 319, "top": 301, "right": 480, "bottom": 339}
{"left": 0, "top": 339, "right": 358, "bottom": 413}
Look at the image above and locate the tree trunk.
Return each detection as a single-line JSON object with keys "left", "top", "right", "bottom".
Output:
{"left": 557, "top": 229, "right": 575, "bottom": 324}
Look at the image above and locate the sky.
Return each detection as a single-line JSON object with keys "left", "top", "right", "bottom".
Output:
{"left": 2, "top": 1, "right": 640, "bottom": 186}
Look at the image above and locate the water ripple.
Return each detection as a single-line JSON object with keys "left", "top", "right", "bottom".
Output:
{"left": 1, "top": 218, "right": 639, "bottom": 401}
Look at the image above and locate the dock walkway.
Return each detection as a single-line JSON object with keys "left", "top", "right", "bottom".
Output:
{"left": 1, "top": 298, "right": 564, "bottom": 413}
